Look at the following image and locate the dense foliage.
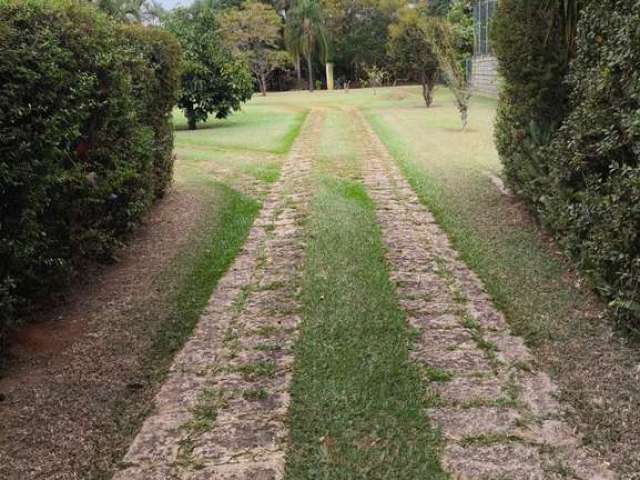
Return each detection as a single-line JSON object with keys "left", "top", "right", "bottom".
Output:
{"left": 492, "top": 0, "right": 572, "bottom": 205}
{"left": 218, "top": 1, "right": 290, "bottom": 96}
{"left": 494, "top": 0, "right": 640, "bottom": 326}
{"left": 165, "top": 7, "right": 253, "bottom": 129}
{"left": 0, "top": 0, "right": 180, "bottom": 346}
{"left": 388, "top": 8, "right": 439, "bottom": 106}
{"left": 545, "top": 0, "right": 640, "bottom": 325}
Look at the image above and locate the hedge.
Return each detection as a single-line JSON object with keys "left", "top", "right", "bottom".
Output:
{"left": 493, "top": 0, "right": 640, "bottom": 327}
{"left": 0, "top": 0, "right": 181, "bottom": 349}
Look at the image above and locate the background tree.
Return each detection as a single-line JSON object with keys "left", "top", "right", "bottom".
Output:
{"left": 446, "top": 0, "right": 473, "bottom": 61}
{"left": 427, "top": 0, "right": 451, "bottom": 16}
{"left": 426, "top": 17, "right": 471, "bottom": 128}
{"left": 286, "top": 0, "right": 329, "bottom": 91}
{"left": 165, "top": 7, "right": 253, "bottom": 129}
{"left": 89, "top": 0, "right": 164, "bottom": 23}
{"left": 321, "top": 0, "right": 402, "bottom": 82}
{"left": 284, "top": 17, "right": 304, "bottom": 87}
{"left": 387, "top": 8, "right": 439, "bottom": 107}
{"left": 218, "top": 1, "right": 290, "bottom": 96}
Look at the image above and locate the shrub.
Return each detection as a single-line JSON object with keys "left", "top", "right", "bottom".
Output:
{"left": 0, "top": 0, "right": 180, "bottom": 347}
{"left": 491, "top": 0, "right": 572, "bottom": 205}
{"left": 543, "top": 0, "right": 640, "bottom": 326}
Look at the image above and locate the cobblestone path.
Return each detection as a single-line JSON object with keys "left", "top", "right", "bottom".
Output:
{"left": 113, "top": 111, "right": 320, "bottom": 480}
{"left": 354, "top": 109, "right": 614, "bottom": 480}
{"left": 115, "top": 107, "right": 616, "bottom": 480}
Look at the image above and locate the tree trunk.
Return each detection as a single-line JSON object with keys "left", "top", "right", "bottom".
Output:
{"left": 260, "top": 74, "right": 267, "bottom": 96}
{"left": 307, "top": 55, "right": 314, "bottom": 92}
{"left": 421, "top": 71, "right": 433, "bottom": 108}
{"left": 186, "top": 106, "right": 197, "bottom": 130}
{"left": 326, "top": 62, "right": 334, "bottom": 90}
{"left": 295, "top": 54, "right": 302, "bottom": 88}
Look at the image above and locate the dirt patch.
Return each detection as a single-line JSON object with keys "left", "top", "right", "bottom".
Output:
{"left": 0, "top": 186, "right": 209, "bottom": 480}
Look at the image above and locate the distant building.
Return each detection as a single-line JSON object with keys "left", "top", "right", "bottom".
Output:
{"left": 470, "top": 0, "right": 499, "bottom": 97}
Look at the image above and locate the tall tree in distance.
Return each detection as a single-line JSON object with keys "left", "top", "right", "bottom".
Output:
{"left": 286, "top": 0, "right": 329, "bottom": 91}
{"left": 388, "top": 7, "right": 439, "bottom": 107}
{"left": 219, "top": 1, "right": 290, "bottom": 96}
{"left": 165, "top": 7, "right": 253, "bottom": 129}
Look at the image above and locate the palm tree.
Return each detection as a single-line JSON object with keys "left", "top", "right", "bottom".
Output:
{"left": 285, "top": 0, "right": 328, "bottom": 91}
{"left": 284, "top": 16, "right": 304, "bottom": 88}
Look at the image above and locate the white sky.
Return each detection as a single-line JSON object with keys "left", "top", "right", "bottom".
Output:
{"left": 157, "top": 0, "right": 194, "bottom": 8}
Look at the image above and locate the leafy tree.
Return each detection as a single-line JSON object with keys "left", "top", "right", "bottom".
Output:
{"left": 164, "top": 7, "right": 253, "bottom": 129}
{"left": 362, "top": 64, "right": 387, "bottom": 94}
{"left": 218, "top": 1, "right": 290, "bottom": 95}
{"left": 286, "top": 0, "right": 329, "bottom": 91}
{"left": 446, "top": 0, "right": 473, "bottom": 61}
{"left": 428, "top": 0, "right": 450, "bottom": 16}
{"left": 426, "top": 17, "right": 471, "bottom": 128}
{"left": 321, "top": 0, "right": 401, "bottom": 81}
{"left": 89, "top": 0, "right": 164, "bottom": 23}
{"left": 387, "top": 8, "right": 439, "bottom": 107}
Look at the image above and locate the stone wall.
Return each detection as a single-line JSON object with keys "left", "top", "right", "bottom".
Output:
{"left": 471, "top": 55, "right": 499, "bottom": 98}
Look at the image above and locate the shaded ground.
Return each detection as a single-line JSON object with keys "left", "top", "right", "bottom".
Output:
{"left": 0, "top": 187, "right": 209, "bottom": 479}
{"left": 0, "top": 104, "right": 305, "bottom": 480}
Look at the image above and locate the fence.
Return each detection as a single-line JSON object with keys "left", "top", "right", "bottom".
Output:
{"left": 473, "top": 0, "right": 496, "bottom": 57}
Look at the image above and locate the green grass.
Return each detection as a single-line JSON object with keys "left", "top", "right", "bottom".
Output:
{"left": 364, "top": 93, "right": 597, "bottom": 346}
{"left": 146, "top": 182, "right": 260, "bottom": 380}
{"left": 285, "top": 109, "right": 446, "bottom": 478}
{"left": 173, "top": 105, "right": 307, "bottom": 154}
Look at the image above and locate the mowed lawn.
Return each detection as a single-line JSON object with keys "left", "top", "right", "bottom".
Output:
{"left": 169, "top": 87, "right": 628, "bottom": 475}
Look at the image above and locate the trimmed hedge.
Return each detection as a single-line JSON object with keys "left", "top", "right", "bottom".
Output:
{"left": 0, "top": 0, "right": 181, "bottom": 346}
{"left": 491, "top": 0, "right": 571, "bottom": 206}
{"left": 545, "top": 0, "right": 640, "bottom": 325}
{"left": 493, "top": 0, "right": 640, "bottom": 327}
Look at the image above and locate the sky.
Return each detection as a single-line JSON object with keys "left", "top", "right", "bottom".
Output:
{"left": 157, "top": 0, "right": 194, "bottom": 8}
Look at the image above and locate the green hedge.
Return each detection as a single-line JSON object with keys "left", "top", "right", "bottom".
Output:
{"left": 491, "top": 0, "right": 571, "bottom": 206}
{"left": 493, "top": 0, "right": 640, "bottom": 327}
{"left": 545, "top": 0, "right": 640, "bottom": 325}
{"left": 0, "top": 0, "right": 181, "bottom": 347}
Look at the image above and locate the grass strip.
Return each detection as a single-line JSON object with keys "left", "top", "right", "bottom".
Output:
{"left": 150, "top": 182, "right": 260, "bottom": 369}
{"left": 365, "top": 110, "right": 591, "bottom": 345}
{"left": 285, "top": 177, "right": 446, "bottom": 480}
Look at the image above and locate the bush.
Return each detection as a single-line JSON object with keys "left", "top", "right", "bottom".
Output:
{"left": 493, "top": 0, "right": 640, "bottom": 327}
{"left": 491, "top": 0, "right": 572, "bottom": 205}
{"left": 543, "top": 0, "right": 640, "bottom": 326}
{"left": 0, "top": 0, "right": 181, "bottom": 346}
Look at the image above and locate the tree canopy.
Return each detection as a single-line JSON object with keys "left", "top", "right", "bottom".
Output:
{"left": 165, "top": 7, "right": 253, "bottom": 129}
{"left": 218, "top": 1, "right": 290, "bottom": 95}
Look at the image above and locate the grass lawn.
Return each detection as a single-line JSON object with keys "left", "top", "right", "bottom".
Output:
{"left": 365, "top": 87, "right": 599, "bottom": 346}
{"left": 285, "top": 108, "right": 446, "bottom": 479}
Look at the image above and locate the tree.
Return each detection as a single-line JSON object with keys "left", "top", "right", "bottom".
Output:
{"left": 426, "top": 18, "right": 471, "bottom": 128}
{"left": 321, "top": 0, "right": 402, "bottom": 82}
{"left": 387, "top": 8, "right": 439, "bottom": 107}
{"left": 89, "top": 0, "right": 164, "bottom": 23}
{"left": 218, "top": 2, "right": 290, "bottom": 96}
{"left": 164, "top": 7, "right": 253, "bottom": 130}
{"left": 428, "top": 0, "right": 451, "bottom": 16}
{"left": 446, "top": 0, "right": 473, "bottom": 61}
{"left": 285, "top": 0, "right": 329, "bottom": 91}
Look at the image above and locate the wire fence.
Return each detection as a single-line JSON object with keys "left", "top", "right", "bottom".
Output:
{"left": 473, "top": 0, "right": 496, "bottom": 57}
